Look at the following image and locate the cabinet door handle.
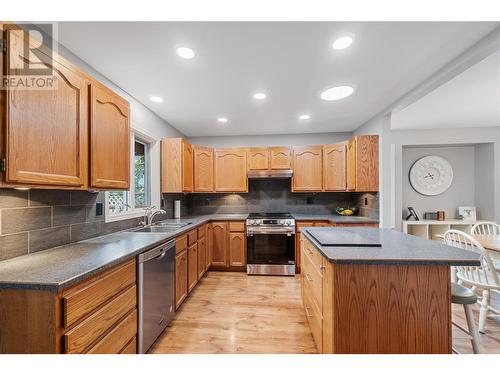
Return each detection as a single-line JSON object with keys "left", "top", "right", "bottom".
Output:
{"left": 305, "top": 273, "right": 313, "bottom": 282}
{"left": 319, "top": 265, "right": 326, "bottom": 271}
{"left": 305, "top": 307, "right": 313, "bottom": 317}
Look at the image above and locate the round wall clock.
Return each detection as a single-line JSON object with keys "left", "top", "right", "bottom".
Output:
{"left": 409, "top": 156, "right": 453, "bottom": 196}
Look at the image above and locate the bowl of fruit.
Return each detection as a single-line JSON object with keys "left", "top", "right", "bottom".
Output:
{"left": 335, "top": 207, "right": 357, "bottom": 216}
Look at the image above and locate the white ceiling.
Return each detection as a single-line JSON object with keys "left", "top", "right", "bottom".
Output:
{"left": 392, "top": 50, "right": 500, "bottom": 130}
{"left": 57, "top": 22, "right": 499, "bottom": 136}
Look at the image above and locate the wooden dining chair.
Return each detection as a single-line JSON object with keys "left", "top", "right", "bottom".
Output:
{"left": 444, "top": 229, "right": 500, "bottom": 334}
{"left": 472, "top": 222, "right": 500, "bottom": 236}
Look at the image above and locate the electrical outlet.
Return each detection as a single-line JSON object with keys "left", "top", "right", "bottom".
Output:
{"left": 96, "top": 203, "right": 103, "bottom": 216}
{"left": 364, "top": 197, "right": 368, "bottom": 206}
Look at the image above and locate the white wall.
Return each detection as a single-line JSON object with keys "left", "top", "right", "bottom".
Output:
{"left": 402, "top": 146, "right": 476, "bottom": 220}
{"left": 188, "top": 132, "right": 352, "bottom": 148}
{"left": 356, "top": 114, "right": 500, "bottom": 229}
{"left": 475, "top": 143, "right": 496, "bottom": 220}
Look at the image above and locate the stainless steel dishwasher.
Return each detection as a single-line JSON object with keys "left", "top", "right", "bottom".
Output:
{"left": 137, "top": 239, "right": 176, "bottom": 353}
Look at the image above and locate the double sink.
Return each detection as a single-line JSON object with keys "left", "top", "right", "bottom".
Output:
{"left": 129, "top": 221, "right": 192, "bottom": 233}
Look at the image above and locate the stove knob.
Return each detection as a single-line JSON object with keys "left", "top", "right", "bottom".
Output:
{"left": 249, "top": 219, "right": 255, "bottom": 225}
{"left": 255, "top": 219, "right": 261, "bottom": 225}
{"left": 285, "top": 220, "right": 291, "bottom": 225}
{"left": 279, "top": 219, "right": 285, "bottom": 225}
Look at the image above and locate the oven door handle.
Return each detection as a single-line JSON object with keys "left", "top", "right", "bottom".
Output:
{"left": 247, "top": 230, "right": 295, "bottom": 235}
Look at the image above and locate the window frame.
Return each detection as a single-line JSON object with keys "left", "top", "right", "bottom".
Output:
{"left": 104, "top": 128, "right": 160, "bottom": 223}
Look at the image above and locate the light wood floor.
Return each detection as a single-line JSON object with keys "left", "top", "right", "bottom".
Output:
{"left": 150, "top": 272, "right": 499, "bottom": 354}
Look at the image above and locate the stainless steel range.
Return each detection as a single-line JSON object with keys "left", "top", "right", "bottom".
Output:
{"left": 246, "top": 213, "right": 296, "bottom": 276}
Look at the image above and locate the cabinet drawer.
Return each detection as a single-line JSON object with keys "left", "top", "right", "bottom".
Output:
{"left": 63, "top": 260, "right": 136, "bottom": 328}
{"left": 197, "top": 224, "right": 206, "bottom": 238}
{"left": 188, "top": 229, "right": 198, "bottom": 246}
{"left": 303, "top": 239, "right": 324, "bottom": 271}
{"left": 120, "top": 337, "right": 137, "bottom": 354}
{"left": 64, "top": 285, "right": 137, "bottom": 354}
{"left": 87, "top": 309, "right": 137, "bottom": 354}
{"left": 301, "top": 249, "right": 323, "bottom": 311}
{"left": 229, "top": 221, "right": 245, "bottom": 232}
{"left": 176, "top": 235, "right": 188, "bottom": 255}
{"left": 303, "top": 284, "right": 323, "bottom": 353}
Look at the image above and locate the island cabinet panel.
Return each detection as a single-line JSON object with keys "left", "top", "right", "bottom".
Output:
{"left": 214, "top": 148, "right": 248, "bottom": 192}
{"left": 3, "top": 28, "right": 88, "bottom": 188}
{"left": 323, "top": 142, "right": 347, "bottom": 191}
{"left": 301, "top": 237, "right": 451, "bottom": 354}
{"left": 89, "top": 82, "right": 130, "bottom": 190}
{"left": 248, "top": 148, "right": 270, "bottom": 170}
{"left": 87, "top": 309, "right": 137, "bottom": 354}
{"left": 270, "top": 147, "right": 291, "bottom": 170}
{"left": 331, "top": 263, "right": 450, "bottom": 354}
{"left": 346, "top": 135, "right": 379, "bottom": 192}
{"left": 161, "top": 138, "right": 193, "bottom": 193}
{"left": 187, "top": 243, "right": 198, "bottom": 292}
{"left": 193, "top": 146, "right": 214, "bottom": 192}
{"left": 210, "top": 222, "right": 228, "bottom": 267}
{"left": 292, "top": 146, "right": 323, "bottom": 191}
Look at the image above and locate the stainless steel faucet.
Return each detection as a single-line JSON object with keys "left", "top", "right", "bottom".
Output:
{"left": 140, "top": 206, "right": 167, "bottom": 226}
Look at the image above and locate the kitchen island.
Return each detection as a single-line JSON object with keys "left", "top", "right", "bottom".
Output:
{"left": 300, "top": 227, "right": 480, "bottom": 354}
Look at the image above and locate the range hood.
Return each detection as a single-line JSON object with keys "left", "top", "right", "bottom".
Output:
{"left": 247, "top": 169, "right": 293, "bottom": 179}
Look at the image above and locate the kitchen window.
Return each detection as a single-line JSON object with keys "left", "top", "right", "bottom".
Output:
{"left": 105, "top": 130, "right": 160, "bottom": 222}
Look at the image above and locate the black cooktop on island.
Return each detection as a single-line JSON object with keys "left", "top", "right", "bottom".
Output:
{"left": 247, "top": 212, "right": 294, "bottom": 219}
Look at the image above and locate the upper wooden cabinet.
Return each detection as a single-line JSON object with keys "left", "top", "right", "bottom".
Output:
{"left": 161, "top": 138, "right": 193, "bottom": 193}
{"left": 214, "top": 148, "right": 248, "bottom": 192}
{"left": 193, "top": 146, "right": 214, "bottom": 192}
{"left": 89, "top": 83, "right": 130, "bottom": 189}
{"left": 270, "top": 147, "right": 291, "bottom": 170}
{"left": 346, "top": 135, "right": 379, "bottom": 192}
{"left": 247, "top": 148, "right": 269, "bottom": 170}
{"left": 2, "top": 26, "right": 89, "bottom": 188}
{"left": 1, "top": 24, "right": 131, "bottom": 190}
{"left": 323, "top": 142, "right": 347, "bottom": 191}
{"left": 292, "top": 146, "right": 323, "bottom": 191}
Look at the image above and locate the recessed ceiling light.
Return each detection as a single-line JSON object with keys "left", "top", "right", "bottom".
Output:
{"left": 176, "top": 47, "right": 195, "bottom": 59}
{"left": 149, "top": 95, "right": 164, "bottom": 103}
{"left": 253, "top": 93, "right": 267, "bottom": 100}
{"left": 320, "top": 86, "right": 354, "bottom": 101}
{"left": 217, "top": 117, "right": 228, "bottom": 123}
{"left": 299, "top": 114, "right": 311, "bottom": 120}
{"left": 332, "top": 36, "right": 353, "bottom": 50}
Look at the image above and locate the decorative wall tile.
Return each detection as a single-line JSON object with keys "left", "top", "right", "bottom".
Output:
{"left": 30, "top": 189, "right": 70, "bottom": 207}
{"left": 0, "top": 232, "right": 29, "bottom": 261}
{"left": 0, "top": 189, "right": 28, "bottom": 209}
{"left": 29, "top": 226, "right": 71, "bottom": 253}
{"left": 2, "top": 207, "right": 52, "bottom": 234}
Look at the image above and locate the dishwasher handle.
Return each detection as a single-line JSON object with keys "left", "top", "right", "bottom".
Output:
{"left": 138, "top": 239, "right": 175, "bottom": 263}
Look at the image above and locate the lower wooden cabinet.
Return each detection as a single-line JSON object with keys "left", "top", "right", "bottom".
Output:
{"left": 229, "top": 232, "right": 246, "bottom": 267}
{"left": 0, "top": 259, "right": 137, "bottom": 353}
{"left": 175, "top": 248, "right": 188, "bottom": 309}
{"left": 188, "top": 243, "right": 198, "bottom": 292}
{"left": 198, "top": 235, "right": 207, "bottom": 278}
{"left": 210, "top": 222, "right": 228, "bottom": 267}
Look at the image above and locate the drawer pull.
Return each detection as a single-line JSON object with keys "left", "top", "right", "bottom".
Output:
{"left": 319, "top": 265, "right": 326, "bottom": 270}
{"left": 305, "top": 307, "right": 313, "bottom": 317}
{"left": 305, "top": 273, "right": 313, "bottom": 282}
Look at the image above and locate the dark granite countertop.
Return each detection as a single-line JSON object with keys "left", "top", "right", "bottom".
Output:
{"left": 0, "top": 213, "right": 382, "bottom": 291}
{"left": 0, "top": 214, "right": 247, "bottom": 291}
{"left": 291, "top": 214, "right": 378, "bottom": 224}
{"left": 301, "top": 227, "right": 481, "bottom": 266}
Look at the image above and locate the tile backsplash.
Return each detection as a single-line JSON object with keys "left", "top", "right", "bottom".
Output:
{"left": 1, "top": 181, "right": 379, "bottom": 261}
{"left": 167, "top": 179, "right": 379, "bottom": 219}
{"left": 0, "top": 189, "right": 142, "bottom": 261}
